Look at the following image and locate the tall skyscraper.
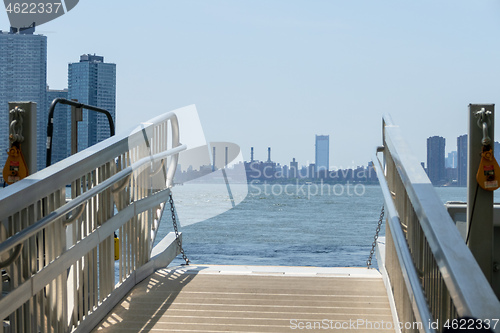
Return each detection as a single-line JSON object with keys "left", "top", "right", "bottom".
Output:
{"left": 289, "top": 158, "right": 298, "bottom": 179}
{"left": 68, "top": 54, "right": 116, "bottom": 152}
{"left": 457, "top": 134, "right": 467, "bottom": 187}
{"left": 46, "top": 87, "right": 69, "bottom": 164}
{"left": 0, "top": 26, "right": 47, "bottom": 173}
{"left": 445, "top": 151, "right": 457, "bottom": 169}
{"left": 315, "top": 135, "right": 329, "bottom": 178}
{"left": 427, "top": 136, "right": 446, "bottom": 185}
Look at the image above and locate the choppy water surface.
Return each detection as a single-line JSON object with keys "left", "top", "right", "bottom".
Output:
{"left": 156, "top": 184, "right": 468, "bottom": 268}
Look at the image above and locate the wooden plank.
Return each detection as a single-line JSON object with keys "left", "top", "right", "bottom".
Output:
{"left": 93, "top": 266, "right": 394, "bottom": 333}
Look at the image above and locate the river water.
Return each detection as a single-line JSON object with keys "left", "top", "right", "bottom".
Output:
{"left": 157, "top": 184, "right": 468, "bottom": 268}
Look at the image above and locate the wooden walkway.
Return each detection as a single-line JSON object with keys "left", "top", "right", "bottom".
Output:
{"left": 93, "top": 265, "right": 394, "bottom": 333}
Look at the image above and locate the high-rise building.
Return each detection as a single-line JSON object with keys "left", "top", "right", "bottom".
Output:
{"left": 445, "top": 151, "right": 457, "bottom": 169}
{"left": 315, "top": 135, "right": 329, "bottom": 178}
{"left": 457, "top": 135, "right": 467, "bottom": 187}
{"left": 308, "top": 163, "right": 316, "bottom": 179}
{"left": 68, "top": 54, "right": 116, "bottom": 152}
{"left": 427, "top": 136, "right": 446, "bottom": 185}
{"left": 46, "top": 87, "right": 69, "bottom": 164}
{"left": 289, "top": 158, "right": 298, "bottom": 179}
{"left": 0, "top": 26, "right": 47, "bottom": 173}
{"left": 282, "top": 164, "right": 289, "bottom": 179}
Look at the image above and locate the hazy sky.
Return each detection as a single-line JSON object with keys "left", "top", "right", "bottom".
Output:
{"left": 2, "top": 1, "right": 500, "bottom": 169}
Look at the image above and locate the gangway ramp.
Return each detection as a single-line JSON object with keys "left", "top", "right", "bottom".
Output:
{"left": 93, "top": 265, "right": 393, "bottom": 333}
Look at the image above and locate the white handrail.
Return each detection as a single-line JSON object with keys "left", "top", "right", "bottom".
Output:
{"left": 377, "top": 114, "right": 500, "bottom": 331}
{"left": 372, "top": 150, "right": 436, "bottom": 333}
{"left": 0, "top": 111, "right": 180, "bottom": 218}
{"left": 0, "top": 144, "right": 186, "bottom": 257}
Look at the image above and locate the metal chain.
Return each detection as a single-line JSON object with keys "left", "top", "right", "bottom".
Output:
{"left": 9, "top": 107, "right": 25, "bottom": 143}
{"left": 169, "top": 191, "right": 190, "bottom": 265}
{"left": 367, "top": 205, "right": 384, "bottom": 269}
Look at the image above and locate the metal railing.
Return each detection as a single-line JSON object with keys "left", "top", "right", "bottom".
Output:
{"left": 46, "top": 98, "right": 116, "bottom": 167}
{"left": 0, "top": 111, "right": 186, "bottom": 333}
{"left": 373, "top": 114, "right": 500, "bottom": 333}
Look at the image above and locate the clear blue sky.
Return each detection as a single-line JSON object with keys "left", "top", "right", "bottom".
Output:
{"left": 2, "top": 1, "right": 500, "bottom": 169}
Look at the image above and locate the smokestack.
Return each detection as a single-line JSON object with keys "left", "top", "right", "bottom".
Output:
{"left": 251, "top": 147, "right": 254, "bottom": 162}
{"left": 212, "top": 146, "right": 216, "bottom": 171}
{"left": 225, "top": 147, "right": 228, "bottom": 167}
{"left": 267, "top": 147, "right": 271, "bottom": 163}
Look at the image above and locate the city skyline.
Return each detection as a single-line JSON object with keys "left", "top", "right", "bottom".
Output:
{"left": 174, "top": 130, "right": 491, "bottom": 186}
{"left": 2, "top": 1, "right": 499, "bottom": 169}
{"left": 241, "top": 131, "right": 498, "bottom": 183}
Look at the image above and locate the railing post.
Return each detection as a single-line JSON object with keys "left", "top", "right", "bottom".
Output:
{"left": 71, "top": 101, "right": 82, "bottom": 155}
{"left": 467, "top": 104, "right": 494, "bottom": 284}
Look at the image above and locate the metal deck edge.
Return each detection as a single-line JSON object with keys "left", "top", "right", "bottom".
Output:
{"left": 161, "top": 264, "right": 384, "bottom": 278}
{"left": 376, "top": 236, "right": 401, "bottom": 333}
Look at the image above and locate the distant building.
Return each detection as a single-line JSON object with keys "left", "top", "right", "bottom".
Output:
{"left": 446, "top": 167, "right": 458, "bottom": 184}
{"left": 308, "top": 163, "right": 316, "bottom": 179}
{"left": 457, "top": 135, "right": 467, "bottom": 187}
{"left": 367, "top": 161, "right": 377, "bottom": 182}
{"left": 262, "top": 147, "right": 276, "bottom": 179}
{"left": 282, "top": 164, "right": 289, "bottom": 178}
{"left": 68, "top": 54, "right": 116, "bottom": 152}
{"left": 46, "top": 88, "right": 69, "bottom": 164}
{"left": 445, "top": 151, "right": 457, "bottom": 168}
{"left": 289, "top": 158, "right": 298, "bottom": 179}
{"left": 315, "top": 135, "right": 329, "bottom": 178}
{"left": 244, "top": 147, "right": 276, "bottom": 181}
{"left": 275, "top": 163, "right": 283, "bottom": 178}
{"left": 427, "top": 136, "right": 446, "bottom": 185}
{"left": 299, "top": 166, "right": 309, "bottom": 178}
{"left": 0, "top": 26, "right": 47, "bottom": 172}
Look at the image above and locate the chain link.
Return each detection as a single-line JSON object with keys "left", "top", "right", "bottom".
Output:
{"left": 169, "top": 191, "right": 190, "bottom": 265}
{"left": 367, "top": 205, "right": 384, "bottom": 269}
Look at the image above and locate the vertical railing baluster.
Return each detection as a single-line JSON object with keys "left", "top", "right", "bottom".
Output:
{"left": 76, "top": 177, "right": 84, "bottom": 327}
{"left": 107, "top": 161, "right": 114, "bottom": 290}
{"left": 83, "top": 172, "right": 90, "bottom": 318}
{"left": 19, "top": 208, "right": 28, "bottom": 332}
{"left": 50, "top": 198, "right": 56, "bottom": 333}
{"left": 69, "top": 180, "right": 77, "bottom": 329}
{"left": 91, "top": 170, "right": 98, "bottom": 310}
{"left": 27, "top": 204, "right": 37, "bottom": 332}
{"left": 97, "top": 165, "right": 104, "bottom": 303}
{"left": 8, "top": 214, "right": 16, "bottom": 332}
